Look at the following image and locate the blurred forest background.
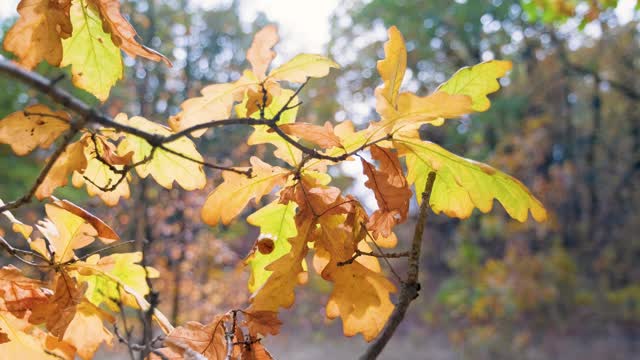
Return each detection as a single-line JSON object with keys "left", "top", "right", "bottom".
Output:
{"left": 1, "top": 0, "right": 639, "bottom": 359}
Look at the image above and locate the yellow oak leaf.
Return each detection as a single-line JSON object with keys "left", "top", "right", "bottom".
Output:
{"left": 247, "top": 25, "right": 279, "bottom": 80}
{"left": 0, "top": 311, "right": 65, "bottom": 359}
{"left": 3, "top": 0, "right": 72, "bottom": 69}
{"left": 169, "top": 72, "right": 255, "bottom": 137}
{"left": 49, "top": 198, "right": 119, "bottom": 243}
{"left": 88, "top": 0, "right": 171, "bottom": 65}
{"left": 268, "top": 54, "right": 339, "bottom": 83}
{"left": 0, "top": 105, "right": 70, "bottom": 156}
{"left": 61, "top": 301, "right": 113, "bottom": 360}
{"left": 375, "top": 25, "right": 406, "bottom": 118}
{"left": 36, "top": 140, "right": 87, "bottom": 200}
{"left": 436, "top": 60, "right": 512, "bottom": 112}
{"left": 202, "top": 157, "right": 289, "bottom": 225}
{"left": 116, "top": 114, "right": 206, "bottom": 190}
{"left": 314, "top": 215, "right": 396, "bottom": 341}
{"left": 72, "top": 134, "right": 130, "bottom": 206}
{"left": 241, "top": 88, "right": 303, "bottom": 167}
{"left": 61, "top": 0, "right": 123, "bottom": 101}
{"left": 31, "top": 203, "right": 99, "bottom": 263}
{"left": 396, "top": 136, "right": 547, "bottom": 222}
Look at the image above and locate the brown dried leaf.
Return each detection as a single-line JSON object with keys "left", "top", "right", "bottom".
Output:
{"left": 242, "top": 310, "right": 281, "bottom": 338}
{"left": 88, "top": 0, "right": 171, "bottom": 65}
{"left": 0, "top": 265, "right": 49, "bottom": 318}
{"left": 361, "top": 145, "right": 412, "bottom": 237}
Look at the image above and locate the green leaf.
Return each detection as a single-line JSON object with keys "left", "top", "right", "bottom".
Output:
{"left": 246, "top": 200, "right": 298, "bottom": 293}
{"left": 61, "top": 0, "right": 123, "bottom": 101}
{"left": 396, "top": 137, "right": 547, "bottom": 222}
{"left": 437, "top": 60, "right": 512, "bottom": 112}
{"left": 75, "top": 252, "right": 159, "bottom": 311}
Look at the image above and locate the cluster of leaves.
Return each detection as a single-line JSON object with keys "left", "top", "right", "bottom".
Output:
{"left": 0, "top": 1, "right": 548, "bottom": 358}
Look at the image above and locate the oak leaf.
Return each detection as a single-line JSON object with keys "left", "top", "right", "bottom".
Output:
{"left": 61, "top": 0, "right": 123, "bottom": 101}
{"left": 361, "top": 145, "right": 412, "bottom": 237}
{"left": 246, "top": 25, "right": 279, "bottom": 80}
{"left": 158, "top": 315, "right": 229, "bottom": 360}
{"left": 74, "top": 252, "right": 159, "bottom": 310}
{"left": 49, "top": 198, "right": 119, "bottom": 243}
{"left": 116, "top": 114, "right": 206, "bottom": 190}
{"left": 245, "top": 201, "right": 297, "bottom": 293}
{"left": 375, "top": 26, "right": 406, "bottom": 118}
{"left": 249, "top": 218, "right": 313, "bottom": 312}
{"left": 36, "top": 140, "right": 87, "bottom": 200}
{"left": 30, "top": 271, "right": 87, "bottom": 338}
{"left": 279, "top": 122, "right": 342, "bottom": 149}
{"left": 61, "top": 300, "right": 113, "bottom": 360}
{"left": 268, "top": 53, "right": 339, "bottom": 83}
{"left": 30, "top": 199, "right": 117, "bottom": 263}
{"left": 169, "top": 73, "right": 255, "bottom": 137}
{"left": 242, "top": 89, "right": 303, "bottom": 166}
{"left": 0, "top": 105, "right": 70, "bottom": 156}
{"left": 88, "top": 0, "right": 171, "bottom": 65}
{"left": 71, "top": 134, "right": 130, "bottom": 206}
{"left": 3, "top": 0, "right": 72, "bottom": 69}
{"left": 0, "top": 311, "right": 66, "bottom": 359}
{"left": 0, "top": 265, "right": 49, "bottom": 318}
{"left": 242, "top": 310, "right": 282, "bottom": 338}
{"left": 396, "top": 137, "right": 547, "bottom": 222}
{"left": 202, "top": 157, "right": 289, "bottom": 226}
{"left": 437, "top": 60, "right": 512, "bottom": 112}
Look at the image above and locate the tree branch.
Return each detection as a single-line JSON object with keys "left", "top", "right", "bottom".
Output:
{"left": 360, "top": 172, "right": 437, "bottom": 360}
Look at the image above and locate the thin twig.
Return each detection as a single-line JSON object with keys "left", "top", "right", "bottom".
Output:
{"left": 360, "top": 172, "right": 436, "bottom": 360}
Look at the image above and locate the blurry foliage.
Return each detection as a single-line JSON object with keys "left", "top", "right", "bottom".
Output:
{"left": 329, "top": 0, "right": 640, "bottom": 353}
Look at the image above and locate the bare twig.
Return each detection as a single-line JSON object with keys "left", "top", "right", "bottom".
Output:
{"left": 360, "top": 172, "right": 437, "bottom": 360}
{"left": 337, "top": 249, "right": 410, "bottom": 266}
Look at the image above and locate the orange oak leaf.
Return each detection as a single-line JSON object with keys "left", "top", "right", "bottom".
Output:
{"left": 0, "top": 265, "right": 49, "bottom": 319}
{"left": 156, "top": 314, "right": 230, "bottom": 360}
{"left": 30, "top": 272, "right": 87, "bottom": 339}
{"left": 0, "top": 105, "right": 70, "bottom": 156}
{"left": 361, "top": 145, "right": 412, "bottom": 237}
{"left": 246, "top": 25, "right": 279, "bottom": 80}
{"left": 3, "top": 0, "right": 72, "bottom": 69}
{"left": 88, "top": 0, "right": 171, "bottom": 65}
{"left": 278, "top": 122, "right": 342, "bottom": 149}
{"left": 238, "top": 341, "right": 274, "bottom": 360}
{"left": 313, "top": 215, "right": 396, "bottom": 341}
{"left": 242, "top": 310, "right": 281, "bottom": 338}
{"left": 202, "top": 157, "right": 289, "bottom": 226}
{"left": 36, "top": 140, "right": 88, "bottom": 200}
